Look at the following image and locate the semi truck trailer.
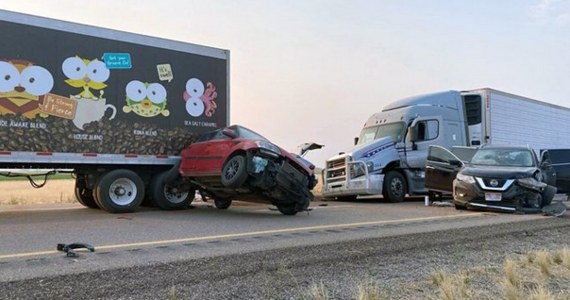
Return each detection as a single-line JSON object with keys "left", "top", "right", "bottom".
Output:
{"left": 0, "top": 10, "right": 229, "bottom": 213}
{"left": 322, "top": 88, "right": 570, "bottom": 202}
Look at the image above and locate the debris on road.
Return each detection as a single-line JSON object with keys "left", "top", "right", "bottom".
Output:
{"left": 57, "top": 243, "right": 95, "bottom": 257}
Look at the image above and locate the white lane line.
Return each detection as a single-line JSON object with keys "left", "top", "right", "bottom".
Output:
{"left": 0, "top": 212, "right": 486, "bottom": 260}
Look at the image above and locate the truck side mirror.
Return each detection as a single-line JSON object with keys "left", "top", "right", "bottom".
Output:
{"left": 354, "top": 137, "right": 359, "bottom": 145}
{"left": 222, "top": 128, "right": 237, "bottom": 139}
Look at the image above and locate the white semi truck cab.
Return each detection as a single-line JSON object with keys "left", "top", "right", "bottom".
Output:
{"left": 323, "top": 90, "right": 476, "bottom": 202}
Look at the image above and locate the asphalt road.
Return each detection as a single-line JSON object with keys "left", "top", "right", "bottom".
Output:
{"left": 0, "top": 197, "right": 556, "bottom": 284}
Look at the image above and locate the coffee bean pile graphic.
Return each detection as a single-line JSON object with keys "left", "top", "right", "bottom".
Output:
{"left": 0, "top": 114, "right": 198, "bottom": 155}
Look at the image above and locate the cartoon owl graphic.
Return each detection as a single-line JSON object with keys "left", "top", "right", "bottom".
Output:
{"left": 62, "top": 56, "right": 110, "bottom": 99}
{"left": 122, "top": 80, "right": 169, "bottom": 117}
{"left": 0, "top": 59, "right": 54, "bottom": 118}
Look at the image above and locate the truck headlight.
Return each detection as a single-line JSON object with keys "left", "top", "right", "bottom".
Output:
{"left": 352, "top": 163, "right": 366, "bottom": 178}
{"left": 456, "top": 173, "right": 475, "bottom": 184}
{"left": 366, "top": 161, "right": 374, "bottom": 173}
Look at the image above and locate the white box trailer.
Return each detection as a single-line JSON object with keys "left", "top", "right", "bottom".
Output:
{"left": 0, "top": 9, "right": 230, "bottom": 213}
{"left": 474, "top": 88, "right": 570, "bottom": 150}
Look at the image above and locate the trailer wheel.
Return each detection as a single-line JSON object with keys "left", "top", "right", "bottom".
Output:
{"left": 74, "top": 176, "right": 99, "bottom": 209}
{"left": 221, "top": 155, "right": 248, "bottom": 188}
{"left": 214, "top": 197, "right": 232, "bottom": 209}
{"left": 94, "top": 169, "right": 144, "bottom": 213}
{"left": 150, "top": 171, "right": 194, "bottom": 210}
{"left": 382, "top": 171, "right": 407, "bottom": 202}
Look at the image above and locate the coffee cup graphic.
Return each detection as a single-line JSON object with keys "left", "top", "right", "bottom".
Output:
{"left": 72, "top": 96, "right": 116, "bottom": 129}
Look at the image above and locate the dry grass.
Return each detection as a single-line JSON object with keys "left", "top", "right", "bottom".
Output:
{"left": 554, "top": 248, "right": 570, "bottom": 270}
{"left": 425, "top": 248, "right": 570, "bottom": 300}
{"left": 308, "top": 281, "right": 330, "bottom": 300}
{"left": 0, "top": 179, "right": 76, "bottom": 205}
{"left": 504, "top": 259, "right": 521, "bottom": 287}
{"left": 535, "top": 250, "right": 553, "bottom": 277}
{"left": 502, "top": 259, "right": 522, "bottom": 300}
{"left": 356, "top": 280, "right": 385, "bottom": 300}
{"left": 430, "top": 271, "right": 471, "bottom": 300}
{"left": 529, "top": 284, "right": 554, "bottom": 300}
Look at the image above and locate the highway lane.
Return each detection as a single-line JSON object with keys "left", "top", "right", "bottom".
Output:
{"left": 0, "top": 198, "right": 552, "bottom": 282}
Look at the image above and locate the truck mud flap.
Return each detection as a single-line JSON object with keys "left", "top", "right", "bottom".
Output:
{"left": 164, "top": 160, "right": 182, "bottom": 183}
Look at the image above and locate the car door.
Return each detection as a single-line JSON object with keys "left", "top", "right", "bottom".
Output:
{"left": 546, "top": 149, "right": 570, "bottom": 193}
{"left": 181, "top": 131, "right": 234, "bottom": 176}
{"left": 539, "top": 150, "right": 557, "bottom": 187}
{"left": 425, "top": 145, "right": 464, "bottom": 193}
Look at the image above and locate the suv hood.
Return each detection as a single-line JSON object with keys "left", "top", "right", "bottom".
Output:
{"left": 461, "top": 165, "right": 538, "bottom": 179}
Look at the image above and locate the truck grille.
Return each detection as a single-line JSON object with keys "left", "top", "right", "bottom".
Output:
{"left": 326, "top": 157, "right": 347, "bottom": 183}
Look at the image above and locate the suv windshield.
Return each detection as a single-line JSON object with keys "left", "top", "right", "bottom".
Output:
{"left": 358, "top": 122, "right": 405, "bottom": 145}
{"left": 470, "top": 149, "right": 535, "bottom": 167}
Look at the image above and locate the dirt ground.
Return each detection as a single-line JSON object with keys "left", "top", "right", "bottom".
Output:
{"left": 0, "top": 179, "right": 75, "bottom": 205}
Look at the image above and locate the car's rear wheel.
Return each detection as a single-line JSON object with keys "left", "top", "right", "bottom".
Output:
{"left": 74, "top": 175, "right": 99, "bottom": 209}
{"left": 221, "top": 155, "right": 248, "bottom": 188}
{"left": 214, "top": 197, "right": 232, "bottom": 209}
{"left": 277, "top": 203, "right": 298, "bottom": 215}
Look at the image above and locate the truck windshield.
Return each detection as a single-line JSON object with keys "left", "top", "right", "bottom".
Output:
{"left": 358, "top": 122, "right": 405, "bottom": 145}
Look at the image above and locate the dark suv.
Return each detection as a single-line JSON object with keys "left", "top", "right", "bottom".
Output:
{"left": 426, "top": 145, "right": 557, "bottom": 212}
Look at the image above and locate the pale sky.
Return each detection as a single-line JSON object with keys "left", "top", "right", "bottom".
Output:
{"left": 2, "top": 0, "right": 570, "bottom": 167}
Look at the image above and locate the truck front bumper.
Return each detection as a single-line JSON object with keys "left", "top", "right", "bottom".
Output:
{"left": 322, "top": 174, "right": 384, "bottom": 197}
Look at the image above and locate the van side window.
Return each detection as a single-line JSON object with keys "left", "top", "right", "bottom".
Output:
{"left": 416, "top": 120, "right": 439, "bottom": 141}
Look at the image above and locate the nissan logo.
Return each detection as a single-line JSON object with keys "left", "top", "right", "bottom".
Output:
{"left": 490, "top": 179, "right": 499, "bottom": 187}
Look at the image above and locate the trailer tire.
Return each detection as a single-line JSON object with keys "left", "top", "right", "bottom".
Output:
{"left": 94, "top": 169, "right": 144, "bottom": 213}
{"left": 74, "top": 177, "right": 99, "bottom": 209}
{"left": 150, "top": 171, "right": 194, "bottom": 210}
{"left": 382, "top": 171, "right": 407, "bottom": 202}
{"left": 221, "top": 155, "right": 248, "bottom": 188}
{"left": 214, "top": 197, "right": 232, "bottom": 209}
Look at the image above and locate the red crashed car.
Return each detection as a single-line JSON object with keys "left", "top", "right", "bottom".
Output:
{"left": 177, "top": 125, "right": 317, "bottom": 215}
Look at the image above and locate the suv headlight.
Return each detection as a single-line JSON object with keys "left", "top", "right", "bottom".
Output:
{"left": 456, "top": 173, "right": 475, "bottom": 184}
{"left": 256, "top": 141, "right": 280, "bottom": 158}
